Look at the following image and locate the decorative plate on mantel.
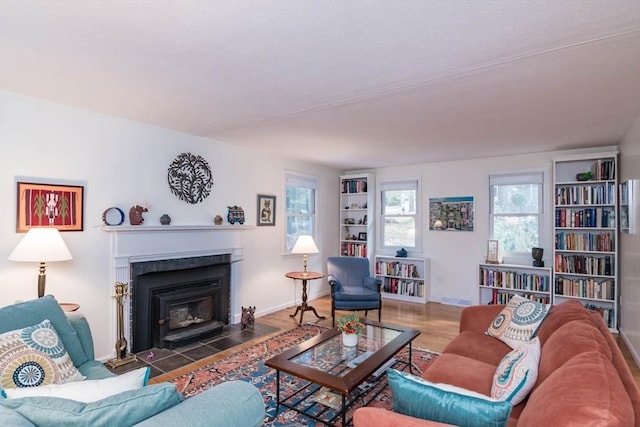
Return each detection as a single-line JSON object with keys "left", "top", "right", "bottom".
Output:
{"left": 167, "top": 152, "right": 213, "bottom": 204}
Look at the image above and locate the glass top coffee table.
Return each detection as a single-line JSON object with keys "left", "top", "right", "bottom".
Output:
{"left": 265, "top": 319, "right": 420, "bottom": 426}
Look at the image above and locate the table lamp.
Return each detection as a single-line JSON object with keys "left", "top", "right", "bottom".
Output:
{"left": 9, "top": 227, "right": 73, "bottom": 298}
{"left": 291, "top": 235, "right": 319, "bottom": 274}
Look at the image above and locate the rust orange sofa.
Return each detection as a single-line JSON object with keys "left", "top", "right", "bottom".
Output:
{"left": 354, "top": 300, "right": 640, "bottom": 427}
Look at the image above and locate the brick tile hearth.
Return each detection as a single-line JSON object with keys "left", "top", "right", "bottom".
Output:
{"left": 106, "top": 322, "right": 279, "bottom": 378}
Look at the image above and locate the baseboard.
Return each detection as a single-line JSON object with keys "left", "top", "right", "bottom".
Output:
{"left": 620, "top": 328, "right": 640, "bottom": 369}
{"left": 440, "top": 297, "right": 472, "bottom": 307}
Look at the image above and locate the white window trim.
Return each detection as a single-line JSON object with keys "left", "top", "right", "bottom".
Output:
{"left": 377, "top": 177, "right": 422, "bottom": 254}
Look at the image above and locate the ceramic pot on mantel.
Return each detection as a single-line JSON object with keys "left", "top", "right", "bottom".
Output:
{"left": 160, "top": 214, "right": 171, "bottom": 225}
{"left": 342, "top": 332, "right": 358, "bottom": 347}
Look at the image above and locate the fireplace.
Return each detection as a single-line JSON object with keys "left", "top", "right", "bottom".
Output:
{"left": 131, "top": 254, "right": 231, "bottom": 353}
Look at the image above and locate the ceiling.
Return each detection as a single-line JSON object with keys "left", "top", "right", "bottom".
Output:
{"left": 1, "top": 1, "right": 639, "bottom": 170}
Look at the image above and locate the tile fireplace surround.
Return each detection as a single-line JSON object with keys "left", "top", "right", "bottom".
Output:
{"left": 102, "top": 225, "right": 248, "bottom": 361}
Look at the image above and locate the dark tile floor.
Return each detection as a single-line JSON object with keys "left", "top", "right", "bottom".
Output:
{"left": 106, "top": 322, "right": 279, "bottom": 379}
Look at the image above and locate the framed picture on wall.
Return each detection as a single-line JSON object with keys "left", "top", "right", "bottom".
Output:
{"left": 257, "top": 194, "right": 276, "bottom": 226}
{"left": 16, "top": 181, "right": 84, "bottom": 232}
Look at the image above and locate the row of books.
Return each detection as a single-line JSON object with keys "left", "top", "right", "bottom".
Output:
{"left": 554, "top": 277, "right": 615, "bottom": 301}
{"left": 589, "top": 159, "right": 616, "bottom": 181}
{"left": 340, "top": 242, "right": 367, "bottom": 257}
{"left": 584, "top": 303, "right": 615, "bottom": 328}
{"left": 375, "top": 261, "right": 420, "bottom": 278}
{"left": 555, "top": 183, "right": 616, "bottom": 205}
{"left": 554, "top": 254, "right": 613, "bottom": 276}
{"left": 489, "top": 290, "right": 550, "bottom": 305}
{"left": 382, "top": 278, "right": 425, "bottom": 297}
{"left": 555, "top": 208, "right": 615, "bottom": 228}
{"left": 341, "top": 179, "right": 367, "bottom": 194}
{"left": 555, "top": 231, "right": 614, "bottom": 252}
{"left": 480, "top": 269, "right": 549, "bottom": 292}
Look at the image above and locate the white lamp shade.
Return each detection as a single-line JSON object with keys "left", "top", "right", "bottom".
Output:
{"left": 9, "top": 228, "right": 73, "bottom": 262}
{"left": 291, "top": 235, "right": 319, "bottom": 254}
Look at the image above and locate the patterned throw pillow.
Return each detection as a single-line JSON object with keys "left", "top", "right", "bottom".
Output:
{"left": 491, "top": 337, "right": 541, "bottom": 405}
{"left": 0, "top": 319, "right": 85, "bottom": 389}
{"left": 486, "top": 294, "right": 550, "bottom": 349}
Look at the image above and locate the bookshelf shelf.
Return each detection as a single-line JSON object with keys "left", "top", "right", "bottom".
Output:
{"left": 375, "top": 256, "right": 429, "bottom": 304}
{"left": 553, "top": 152, "right": 619, "bottom": 331}
{"left": 339, "top": 174, "right": 374, "bottom": 265}
{"left": 478, "top": 263, "right": 552, "bottom": 305}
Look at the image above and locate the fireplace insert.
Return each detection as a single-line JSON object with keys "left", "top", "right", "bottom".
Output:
{"left": 131, "top": 255, "right": 231, "bottom": 353}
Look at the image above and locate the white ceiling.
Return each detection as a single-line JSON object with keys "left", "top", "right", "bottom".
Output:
{"left": 1, "top": 1, "right": 639, "bottom": 170}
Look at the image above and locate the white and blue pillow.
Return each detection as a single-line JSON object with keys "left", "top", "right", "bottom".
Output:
{"left": 0, "top": 319, "right": 85, "bottom": 390}
{"left": 492, "top": 337, "right": 541, "bottom": 405}
{"left": 486, "top": 294, "right": 549, "bottom": 349}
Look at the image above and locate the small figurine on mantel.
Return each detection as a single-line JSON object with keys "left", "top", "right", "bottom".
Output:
{"left": 227, "top": 205, "right": 245, "bottom": 225}
{"left": 129, "top": 204, "right": 148, "bottom": 225}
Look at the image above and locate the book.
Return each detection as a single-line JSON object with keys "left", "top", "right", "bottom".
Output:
{"left": 313, "top": 388, "right": 342, "bottom": 409}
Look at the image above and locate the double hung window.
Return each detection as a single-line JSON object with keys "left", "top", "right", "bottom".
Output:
{"left": 489, "top": 172, "right": 544, "bottom": 256}
{"left": 285, "top": 172, "right": 317, "bottom": 252}
{"left": 379, "top": 180, "right": 419, "bottom": 250}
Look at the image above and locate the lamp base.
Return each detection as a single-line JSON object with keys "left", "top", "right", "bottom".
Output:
{"left": 105, "top": 354, "right": 137, "bottom": 369}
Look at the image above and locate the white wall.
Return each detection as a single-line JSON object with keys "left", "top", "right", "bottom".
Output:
{"left": 368, "top": 153, "right": 552, "bottom": 306}
{"left": 0, "top": 91, "right": 340, "bottom": 361}
{"left": 368, "top": 145, "right": 620, "bottom": 307}
{"left": 619, "top": 115, "right": 640, "bottom": 365}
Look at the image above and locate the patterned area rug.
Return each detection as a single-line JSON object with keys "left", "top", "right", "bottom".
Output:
{"left": 168, "top": 324, "right": 439, "bottom": 426}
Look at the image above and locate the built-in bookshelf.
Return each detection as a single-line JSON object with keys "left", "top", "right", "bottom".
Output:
{"left": 375, "top": 255, "right": 429, "bottom": 304}
{"left": 478, "top": 263, "right": 552, "bottom": 305}
{"left": 553, "top": 152, "right": 619, "bottom": 330}
{"left": 340, "top": 174, "right": 374, "bottom": 265}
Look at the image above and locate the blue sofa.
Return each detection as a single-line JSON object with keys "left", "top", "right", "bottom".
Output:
{"left": 0, "top": 296, "right": 265, "bottom": 427}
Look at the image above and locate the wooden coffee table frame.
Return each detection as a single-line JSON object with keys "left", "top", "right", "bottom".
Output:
{"left": 265, "top": 320, "right": 420, "bottom": 426}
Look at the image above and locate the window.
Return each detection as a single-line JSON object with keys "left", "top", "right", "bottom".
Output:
{"left": 284, "top": 172, "right": 317, "bottom": 252}
{"left": 489, "top": 172, "right": 543, "bottom": 255}
{"left": 379, "top": 180, "right": 419, "bottom": 249}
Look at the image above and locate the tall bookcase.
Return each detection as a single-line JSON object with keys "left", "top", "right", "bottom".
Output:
{"left": 553, "top": 152, "right": 618, "bottom": 330}
{"left": 339, "top": 174, "right": 374, "bottom": 265}
{"left": 375, "top": 255, "right": 430, "bottom": 304}
{"left": 478, "top": 263, "right": 552, "bottom": 305}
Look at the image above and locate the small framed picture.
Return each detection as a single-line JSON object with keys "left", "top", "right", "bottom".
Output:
{"left": 486, "top": 240, "right": 500, "bottom": 264}
{"left": 257, "top": 194, "right": 276, "bottom": 226}
{"left": 16, "top": 181, "right": 84, "bottom": 232}
{"left": 358, "top": 232, "right": 367, "bottom": 241}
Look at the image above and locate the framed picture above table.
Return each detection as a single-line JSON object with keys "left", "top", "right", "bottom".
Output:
{"left": 16, "top": 181, "right": 84, "bottom": 232}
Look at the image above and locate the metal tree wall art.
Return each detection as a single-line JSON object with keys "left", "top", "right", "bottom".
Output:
{"left": 167, "top": 152, "right": 214, "bottom": 204}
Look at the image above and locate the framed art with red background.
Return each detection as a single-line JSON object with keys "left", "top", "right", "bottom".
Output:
{"left": 16, "top": 182, "right": 84, "bottom": 232}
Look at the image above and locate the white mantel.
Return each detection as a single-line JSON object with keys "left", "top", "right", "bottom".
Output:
{"left": 102, "top": 225, "right": 250, "bottom": 359}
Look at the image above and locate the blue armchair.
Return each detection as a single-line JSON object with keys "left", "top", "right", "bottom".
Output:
{"left": 327, "top": 256, "right": 382, "bottom": 326}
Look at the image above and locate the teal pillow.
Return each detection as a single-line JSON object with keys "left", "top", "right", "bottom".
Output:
{"left": 0, "top": 383, "right": 183, "bottom": 427}
{"left": 387, "top": 369, "right": 512, "bottom": 427}
{"left": 0, "top": 296, "right": 88, "bottom": 367}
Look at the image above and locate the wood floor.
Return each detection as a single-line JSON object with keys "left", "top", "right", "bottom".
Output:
{"left": 152, "top": 295, "right": 640, "bottom": 388}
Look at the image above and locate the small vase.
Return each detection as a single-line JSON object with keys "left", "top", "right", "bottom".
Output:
{"left": 160, "top": 214, "right": 171, "bottom": 225}
{"left": 342, "top": 332, "right": 358, "bottom": 347}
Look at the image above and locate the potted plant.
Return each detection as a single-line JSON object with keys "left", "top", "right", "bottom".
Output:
{"left": 337, "top": 312, "right": 364, "bottom": 347}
